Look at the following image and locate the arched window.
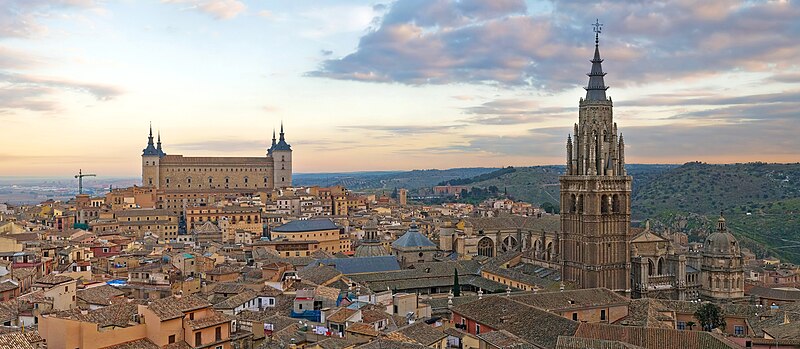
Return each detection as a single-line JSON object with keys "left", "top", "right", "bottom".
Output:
{"left": 546, "top": 242, "right": 554, "bottom": 261}
{"left": 577, "top": 195, "right": 584, "bottom": 213}
{"left": 648, "top": 259, "right": 655, "bottom": 276}
{"left": 244, "top": 176, "right": 249, "bottom": 184}
{"left": 570, "top": 194, "right": 576, "bottom": 213}
{"left": 612, "top": 195, "right": 620, "bottom": 213}
{"left": 501, "top": 236, "right": 518, "bottom": 253}
{"left": 657, "top": 257, "right": 664, "bottom": 275}
{"left": 601, "top": 195, "right": 609, "bottom": 214}
{"left": 477, "top": 237, "right": 494, "bottom": 257}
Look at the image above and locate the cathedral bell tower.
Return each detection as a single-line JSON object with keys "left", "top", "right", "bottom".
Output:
{"left": 560, "top": 20, "right": 632, "bottom": 292}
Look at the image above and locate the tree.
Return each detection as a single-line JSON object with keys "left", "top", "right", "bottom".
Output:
{"left": 390, "top": 187, "right": 398, "bottom": 199}
{"left": 452, "top": 269, "right": 461, "bottom": 297}
{"left": 541, "top": 202, "right": 557, "bottom": 214}
{"left": 686, "top": 321, "right": 696, "bottom": 331}
{"left": 694, "top": 303, "right": 726, "bottom": 331}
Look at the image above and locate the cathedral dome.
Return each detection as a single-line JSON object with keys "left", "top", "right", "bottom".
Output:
{"left": 704, "top": 216, "right": 740, "bottom": 256}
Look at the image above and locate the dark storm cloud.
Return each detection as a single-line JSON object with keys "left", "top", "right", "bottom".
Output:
{"left": 309, "top": 0, "right": 800, "bottom": 90}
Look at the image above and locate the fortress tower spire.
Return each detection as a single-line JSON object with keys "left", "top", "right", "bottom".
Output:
{"left": 142, "top": 123, "right": 158, "bottom": 156}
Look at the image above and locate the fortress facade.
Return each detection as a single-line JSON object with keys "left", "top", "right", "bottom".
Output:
{"left": 141, "top": 125, "right": 293, "bottom": 192}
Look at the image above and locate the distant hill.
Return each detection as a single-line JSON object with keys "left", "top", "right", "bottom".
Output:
{"left": 458, "top": 164, "right": 678, "bottom": 209}
{"left": 632, "top": 162, "right": 800, "bottom": 263}
{"left": 427, "top": 162, "right": 800, "bottom": 263}
{"left": 293, "top": 168, "right": 499, "bottom": 192}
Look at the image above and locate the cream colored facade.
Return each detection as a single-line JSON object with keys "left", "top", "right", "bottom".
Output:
{"left": 141, "top": 125, "right": 293, "bottom": 192}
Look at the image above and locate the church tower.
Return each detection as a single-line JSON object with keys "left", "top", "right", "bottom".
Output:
{"left": 142, "top": 124, "right": 161, "bottom": 188}
{"left": 271, "top": 122, "right": 293, "bottom": 188}
{"left": 560, "top": 21, "right": 632, "bottom": 292}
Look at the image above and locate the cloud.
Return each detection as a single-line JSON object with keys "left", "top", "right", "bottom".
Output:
{"left": 461, "top": 99, "right": 575, "bottom": 125}
{"left": 0, "top": 72, "right": 123, "bottom": 113}
{"left": 297, "top": 5, "right": 381, "bottom": 39}
{"left": 0, "top": 0, "right": 99, "bottom": 38}
{"left": 162, "top": 0, "right": 246, "bottom": 20}
{"left": 340, "top": 124, "right": 465, "bottom": 136}
{"left": 310, "top": 0, "right": 800, "bottom": 90}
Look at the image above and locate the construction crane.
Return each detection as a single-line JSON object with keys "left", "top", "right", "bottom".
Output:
{"left": 75, "top": 169, "right": 96, "bottom": 195}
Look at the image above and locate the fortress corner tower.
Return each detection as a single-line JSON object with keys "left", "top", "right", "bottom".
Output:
{"left": 560, "top": 21, "right": 632, "bottom": 292}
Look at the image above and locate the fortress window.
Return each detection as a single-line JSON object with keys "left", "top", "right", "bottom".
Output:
{"left": 244, "top": 177, "right": 249, "bottom": 183}
{"left": 166, "top": 178, "right": 170, "bottom": 184}
{"left": 209, "top": 177, "right": 213, "bottom": 183}
{"left": 282, "top": 156, "right": 285, "bottom": 162}
{"left": 187, "top": 178, "right": 192, "bottom": 184}
{"left": 264, "top": 177, "right": 268, "bottom": 183}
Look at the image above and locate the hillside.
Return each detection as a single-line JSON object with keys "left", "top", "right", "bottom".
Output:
{"left": 459, "top": 164, "right": 677, "bottom": 209}
{"left": 633, "top": 162, "right": 800, "bottom": 263}
{"left": 293, "top": 168, "right": 498, "bottom": 191}
{"left": 433, "top": 162, "right": 800, "bottom": 263}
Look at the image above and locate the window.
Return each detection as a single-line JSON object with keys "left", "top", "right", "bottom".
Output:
{"left": 677, "top": 321, "right": 686, "bottom": 330}
{"left": 735, "top": 326, "right": 745, "bottom": 335}
{"left": 475, "top": 324, "right": 480, "bottom": 335}
{"left": 572, "top": 313, "right": 578, "bottom": 321}
{"left": 216, "top": 326, "right": 222, "bottom": 341}
{"left": 168, "top": 335, "right": 175, "bottom": 344}
{"left": 600, "top": 309, "right": 606, "bottom": 321}
{"left": 195, "top": 332, "right": 202, "bottom": 346}
{"left": 189, "top": 312, "right": 194, "bottom": 320}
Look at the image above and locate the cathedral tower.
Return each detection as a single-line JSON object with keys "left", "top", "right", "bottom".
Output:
{"left": 560, "top": 21, "right": 632, "bottom": 292}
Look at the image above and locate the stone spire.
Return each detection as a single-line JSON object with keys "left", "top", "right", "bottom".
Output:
{"left": 156, "top": 130, "right": 165, "bottom": 157}
{"left": 142, "top": 123, "right": 159, "bottom": 156}
{"left": 585, "top": 19, "right": 609, "bottom": 101}
{"left": 273, "top": 121, "right": 292, "bottom": 151}
{"left": 268, "top": 128, "right": 277, "bottom": 156}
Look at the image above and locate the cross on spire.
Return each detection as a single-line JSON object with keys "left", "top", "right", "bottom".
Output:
{"left": 592, "top": 19, "right": 603, "bottom": 45}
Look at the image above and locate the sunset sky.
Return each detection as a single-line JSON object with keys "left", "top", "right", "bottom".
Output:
{"left": 1, "top": 0, "right": 799, "bottom": 177}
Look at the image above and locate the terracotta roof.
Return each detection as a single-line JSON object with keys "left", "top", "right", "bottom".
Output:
{"left": 186, "top": 311, "right": 232, "bottom": 330}
{"left": 555, "top": 336, "right": 644, "bottom": 349}
{"left": 33, "top": 274, "right": 74, "bottom": 286}
{"left": 478, "top": 330, "right": 534, "bottom": 349}
{"left": 509, "top": 288, "right": 628, "bottom": 312}
{"left": 101, "top": 338, "right": 160, "bottom": 349}
{"left": 0, "top": 281, "right": 18, "bottom": 293}
{"left": 315, "top": 336, "right": 368, "bottom": 349}
{"left": 327, "top": 308, "right": 358, "bottom": 323}
{"left": 574, "top": 322, "right": 740, "bottom": 349}
{"left": 146, "top": 295, "right": 210, "bottom": 320}
{"left": 452, "top": 296, "right": 578, "bottom": 349}
{"left": 52, "top": 301, "right": 144, "bottom": 328}
{"left": 0, "top": 331, "right": 40, "bottom": 349}
{"left": 298, "top": 264, "right": 342, "bottom": 285}
{"left": 346, "top": 322, "right": 380, "bottom": 337}
{"left": 616, "top": 298, "right": 674, "bottom": 329}
{"left": 395, "top": 322, "right": 447, "bottom": 346}
{"left": 77, "top": 285, "right": 126, "bottom": 306}
{"left": 213, "top": 290, "right": 257, "bottom": 310}
{"left": 355, "top": 338, "right": 429, "bottom": 349}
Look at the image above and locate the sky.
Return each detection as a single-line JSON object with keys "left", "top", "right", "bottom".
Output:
{"left": 1, "top": 0, "right": 799, "bottom": 177}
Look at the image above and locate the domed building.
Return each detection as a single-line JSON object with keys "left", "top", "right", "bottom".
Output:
{"left": 391, "top": 221, "right": 438, "bottom": 268}
{"left": 354, "top": 218, "right": 388, "bottom": 258}
{"left": 700, "top": 214, "right": 745, "bottom": 301}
